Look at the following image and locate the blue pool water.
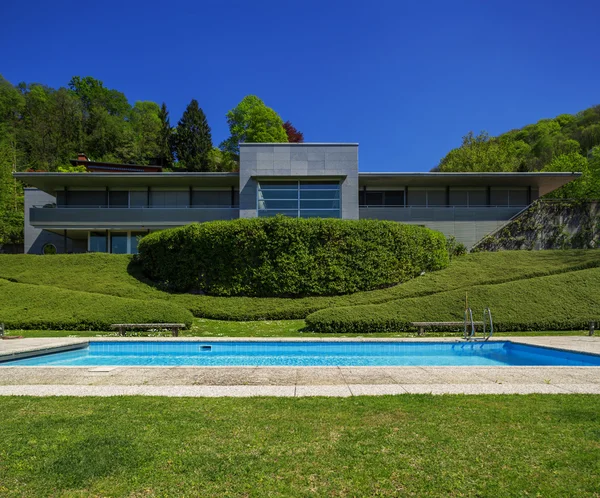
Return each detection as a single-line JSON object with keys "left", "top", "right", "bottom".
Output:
{"left": 2, "top": 341, "right": 600, "bottom": 367}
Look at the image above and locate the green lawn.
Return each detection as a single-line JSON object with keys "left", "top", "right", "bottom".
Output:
{"left": 1, "top": 250, "right": 599, "bottom": 331}
{"left": 0, "top": 396, "right": 598, "bottom": 496}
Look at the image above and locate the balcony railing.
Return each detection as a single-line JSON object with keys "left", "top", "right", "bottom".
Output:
{"left": 29, "top": 205, "right": 239, "bottom": 228}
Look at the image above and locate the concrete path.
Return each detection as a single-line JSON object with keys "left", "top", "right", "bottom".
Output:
{"left": 1, "top": 336, "right": 599, "bottom": 396}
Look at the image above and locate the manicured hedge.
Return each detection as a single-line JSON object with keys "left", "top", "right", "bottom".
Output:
{"left": 305, "top": 267, "right": 600, "bottom": 333}
{"left": 137, "top": 217, "right": 449, "bottom": 297}
{"left": 0, "top": 278, "right": 193, "bottom": 330}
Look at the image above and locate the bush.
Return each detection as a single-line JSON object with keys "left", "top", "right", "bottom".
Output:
{"left": 305, "top": 267, "right": 600, "bottom": 333}
{"left": 137, "top": 217, "right": 450, "bottom": 297}
{"left": 446, "top": 236, "right": 468, "bottom": 259}
{"left": 0, "top": 278, "right": 193, "bottom": 330}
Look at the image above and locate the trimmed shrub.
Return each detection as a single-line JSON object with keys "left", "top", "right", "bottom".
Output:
{"left": 137, "top": 217, "right": 450, "bottom": 297}
{"left": 305, "top": 267, "right": 600, "bottom": 333}
{"left": 0, "top": 278, "right": 193, "bottom": 330}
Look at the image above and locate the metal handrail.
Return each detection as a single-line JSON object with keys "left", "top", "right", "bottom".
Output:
{"left": 463, "top": 308, "right": 475, "bottom": 340}
{"left": 483, "top": 308, "right": 494, "bottom": 340}
{"left": 359, "top": 204, "right": 528, "bottom": 209}
{"left": 32, "top": 205, "right": 239, "bottom": 209}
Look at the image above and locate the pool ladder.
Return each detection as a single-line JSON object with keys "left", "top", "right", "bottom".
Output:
{"left": 463, "top": 308, "right": 493, "bottom": 341}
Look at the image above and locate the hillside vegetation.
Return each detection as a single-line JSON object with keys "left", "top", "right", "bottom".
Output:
{"left": 437, "top": 105, "right": 600, "bottom": 200}
{"left": 0, "top": 250, "right": 599, "bottom": 330}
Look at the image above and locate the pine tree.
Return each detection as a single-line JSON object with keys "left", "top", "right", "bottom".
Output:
{"left": 157, "top": 102, "right": 174, "bottom": 168}
{"left": 173, "top": 99, "right": 212, "bottom": 171}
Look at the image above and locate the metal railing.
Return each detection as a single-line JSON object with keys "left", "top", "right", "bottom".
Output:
{"left": 32, "top": 204, "right": 239, "bottom": 209}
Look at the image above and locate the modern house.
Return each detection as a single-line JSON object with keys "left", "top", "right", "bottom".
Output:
{"left": 15, "top": 143, "right": 580, "bottom": 254}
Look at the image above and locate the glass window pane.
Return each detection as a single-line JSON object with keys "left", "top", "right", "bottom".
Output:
{"left": 300, "top": 210, "right": 341, "bottom": 218}
{"left": 468, "top": 190, "right": 487, "bottom": 206}
{"left": 258, "top": 190, "right": 298, "bottom": 200}
{"left": 300, "top": 190, "right": 339, "bottom": 200}
{"left": 56, "top": 191, "right": 66, "bottom": 206}
{"left": 89, "top": 232, "right": 107, "bottom": 252}
{"left": 300, "top": 181, "right": 340, "bottom": 190}
{"left": 109, "top": 191, "right": 128, "bottom": 208}
{"left": 449, "top": 190, "right": 468, "bottom": 206}
{"left": 384, "top": 191, "right": 404, "bottom": 206}
{"left": 509, "top": 189, "right": 528, "bottom": 206}
{"left": 300, "top": 200, "right": 340, "bottom": 209}
{"left": 366, "top": 192, "right": 384, "bottom": 206}
{"left": 130, "top": 191, "right": 147, "bottom": 207}
{"left": 130, "top": 232, "right": 146, "bottom": 255}
{"left": 110, "top": 232, "right": 128, "bottom": 254}
{"left": 490, "top": 189, "right": 509, "bottom": 206}
{"left": 407, "top": 190, "right": 427, "bottom": 206}
{"left": 192, "top": 190, "right": 231, "bottom": 207}
{"left": 258, "top": 199, "right": 298, "bottom": 210}
{"left": 68, "top": 191, "right": 106, "bottom": 207}
{"left": 258, "top": 181, "right": 298, "bottom": 190}
{"left": 428, "top": 190, "right": 447, "bottom": 206}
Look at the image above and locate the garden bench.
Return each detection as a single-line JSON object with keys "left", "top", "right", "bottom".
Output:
{"left": 411, "top": 321, "right": 483, "bottom": 336}
{"left": 110, "top": 323, "right": 186, "bottom": 337}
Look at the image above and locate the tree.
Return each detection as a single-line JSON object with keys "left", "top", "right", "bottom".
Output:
{"left": 542, "top": 153, "right": 590, "bottom": 199}
{"left": 130, "top": 101, "right": 161, "bottom": 164}
{"left": 437, "top": 131, "right": 529, "bottom": 173}
{"left": 220, "top": 95, "right": 287, "bottom": 154}
{"left": 157, "top": 102, "right": 174, "bottom": 168}
{"left": 283, "top": 121, "right": 304, "bottom": 142}
{"left": 173, "top": 99, "right": 213, "bottom": 171}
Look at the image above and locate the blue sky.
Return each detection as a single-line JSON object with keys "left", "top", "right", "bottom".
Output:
{"left": 1, "top": 0, "right": 599, "bottom": 171}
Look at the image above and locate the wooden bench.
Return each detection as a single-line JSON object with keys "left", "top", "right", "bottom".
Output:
{"left": 110, "top": 323, "right": 186, "bottom": 337}
{"left": 411, "top": 321, "right": 484, "bottom": 336}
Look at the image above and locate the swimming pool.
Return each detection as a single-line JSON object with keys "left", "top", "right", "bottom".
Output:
{"left": 2, "top": 341, "right": 600, "bottom": 367}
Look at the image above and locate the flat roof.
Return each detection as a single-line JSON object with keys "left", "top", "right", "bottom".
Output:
{"left": 14, "top": 172, "right": 239, "bottom": 192}
{"left": 240, "top": 142, "right": 359, "bottom": 146}
{"left": 14, "top": 171, "right": 581, "bottom": 197}
{"left": 358, "top": 172, "right": 581, "bottom": 195}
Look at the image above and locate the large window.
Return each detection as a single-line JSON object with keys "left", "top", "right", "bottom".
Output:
{"left": 89, "top": 232, "right": 108, "bottom": 252}
{"left": 257, "top": 180, "right": 340, "bottom": 218}
{"left": 359, "top": 190, "right": 404, "bottom": 206}
{"left": 110, "top": 232, "right": 128, "bottom": 254}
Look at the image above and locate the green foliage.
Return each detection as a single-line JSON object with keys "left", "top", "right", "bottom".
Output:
{"left": 446, "top": 236, "right": 467, "bottom": 259}
{"left": 173, "top": 99, "right": 213, "bottom": 171}
{"left": 137, "top": 217, "right": 450, "bottom": 297}
{"left": 438, "top": 105, "right": 600, "bottom": 200}
{"left": 0, "top": 278, "right": 193, "bottom": 330}
{"left": 0, "top": 140, "right": 23, "bottom": 247}
{"left": 1, "top": 250, "right": 599, "bottom": 323}
{"left": 220, "top": 95, "right": 288, "bottom": 154}
{"left": 57, "top": 164, "right": 87, "bottom": 172}
{"left": 157, "top": 102, "right": 174, "bottom": 168}
{"left": 542, "top": 153, "right": 592, "bottom": 198}
{"left": 305, "top": 266, "right": 600, "bottom": 333}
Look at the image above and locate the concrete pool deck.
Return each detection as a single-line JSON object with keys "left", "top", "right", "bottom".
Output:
{"left": 1, "top": 336, "right": 599, "bottom": 396}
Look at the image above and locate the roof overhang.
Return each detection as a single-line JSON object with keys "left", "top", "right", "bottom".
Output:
{"left": 358, "top": 172, "right": 582, "bottom": 196}
{"left": 14, "top": 172, "right": 240, "bottom": 194}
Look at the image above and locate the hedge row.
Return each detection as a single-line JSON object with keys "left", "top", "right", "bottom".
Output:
{"left": 137, "top": 217, "right": 449, "bottom": 297}
{"left": 0, "top": 278, "right": 193, "bottom": 330}
{"left": 305, "top": 267, "right": 600, "bottom": 333}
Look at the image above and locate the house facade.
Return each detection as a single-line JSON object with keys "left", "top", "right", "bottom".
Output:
{"left": 15, "top": 143, "right": 580, "bottom": 254}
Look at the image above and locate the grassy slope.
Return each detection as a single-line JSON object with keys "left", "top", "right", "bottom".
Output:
{"left": 0, "top": 396, "right": 599, "bottom": 496}
{"left": 0, "top": 278, "right": 193, "bottom": 330}
{"left": 1, "top": 250, "right": 599, "bottom": 320}
{"left": 306, "top": 267, "right": 600, "bottom": 333}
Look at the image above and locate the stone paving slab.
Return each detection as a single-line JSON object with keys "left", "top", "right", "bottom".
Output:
{"left": 0, "top": 337, "right": 599, "bottom": 396}
{"left": 0, "top": 383, "right": 598, "bottom": 396}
